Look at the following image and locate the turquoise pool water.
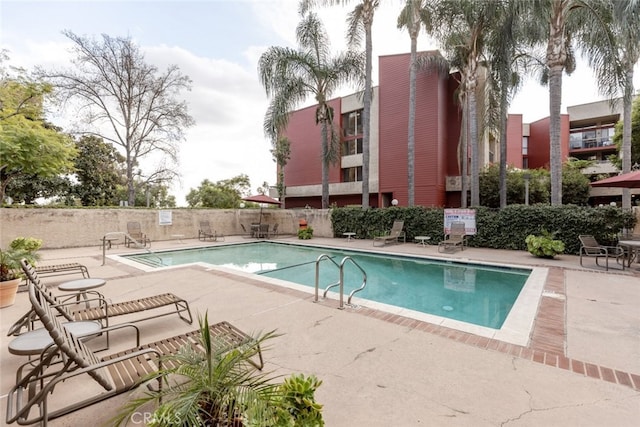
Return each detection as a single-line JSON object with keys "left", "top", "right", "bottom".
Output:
{"left": 123, "top": 242, "right": 531, "bottom": 329}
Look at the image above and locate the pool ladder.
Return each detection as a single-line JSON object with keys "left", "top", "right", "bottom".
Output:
{"left": 314, "top": 254, "right": 367, "bottom": 309}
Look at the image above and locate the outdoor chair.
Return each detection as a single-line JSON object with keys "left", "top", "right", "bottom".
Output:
{"left": 8, "top": 260, "right": 193, "bottom": 338}
{"left": 271, "top": 223, "right": 279, "bottom": 238}
{"left": 34, "top": 262, "right": 89, "bottom": 280}
{"left": 198, "top": 220, "right": 223, "bottom": 241}
{"left": 438, "top": 222, "right": 467, "bottom": 253}
{"left": 257, "top": 223, "right": 270, "bottom": 238}
{"left": 20, "top": 262, "right": 90, "bottom": 291}
{"left": 5, "top": 282, "right": 263, "bottom": 426}
{"left": 373, "top": 220, "right": 406, "bottom": 247}
{"left": 125, "top": 221, "right": 149, "bottom": 248}
{"left": 578, "top": 235, "right": 625, "bottom": 271}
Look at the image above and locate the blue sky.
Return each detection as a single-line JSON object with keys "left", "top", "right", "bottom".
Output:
{"left": 2, "top": 0, "right": 638, "bottom": 205}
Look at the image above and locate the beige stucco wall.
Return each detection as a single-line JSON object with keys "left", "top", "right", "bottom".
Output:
{"left": 0, "top": 208, "right": 334, "bottom": 249}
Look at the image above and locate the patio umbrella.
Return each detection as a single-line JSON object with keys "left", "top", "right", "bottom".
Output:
{"left": 242, "top": 194, "right": 282, "bottom": 224}
{"left": 590, "top": 170, "right": 640, "bottom": 189}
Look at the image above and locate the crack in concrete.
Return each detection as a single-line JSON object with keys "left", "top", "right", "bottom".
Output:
{"left": 353, "top": 347, "right": 376, "bottom": 361}
{"left": 499, "top": 390, "right": 620, "bottom": 426}
{"left": 313, "top": 315, "right": 333, "bottom": 327}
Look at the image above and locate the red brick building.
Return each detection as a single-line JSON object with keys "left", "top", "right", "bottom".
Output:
{"left": 279, "top": 51, "right": 635, "bottom": 208}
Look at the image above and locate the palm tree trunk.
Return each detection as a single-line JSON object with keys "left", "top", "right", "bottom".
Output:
{"left": 321, "top": 120, "right": 330, "bottom": 209}
{"left": 407, "top": 35, "right": 417, "bottom": 207}
{"left": 621, "top": 67, "right": 633, "bottom": 210}
{"left": 361, "top": 21, "right": 373, "bottom": 209}
{"left": 468, "top": 74, "right": 479, "bottom": 207}
{"left": 547, "top": 2, "right": 565, "bottom": 206}
{"left": 548, "top": 64, "right": 563, "bottom": 205}
{"left": 499, "top": 87, "right": 508, "bottom": 209}
{"left": 461, "top": 97, "right": 469, "bottom": 208}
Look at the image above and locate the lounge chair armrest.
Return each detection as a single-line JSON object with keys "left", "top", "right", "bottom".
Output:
{"left": 581, "top": 245, "right": 607, "bottom": 253}
{"left": 610, "top": 246, "right": 626, "bottom": 256}
{"left": 53, "top": 294, "right": 108, "bottom": 308}
{"left": 75, "top": 322, "right": 141, "bottom": 347}
{"left": 57, "top": 292, "right": 106, "bottom": 305}
{"left": 7, "top": 309, "right": 38, "bottom": 336}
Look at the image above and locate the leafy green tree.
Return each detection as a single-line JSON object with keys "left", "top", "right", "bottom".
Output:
{"left": 186, "top": 175, "right": 251, "bottom": 208}
{"left": 479, "top": 165, "right": 549, "bottom": 207}
{"left": 561, "top": 165, "right": 590, "bottom": 206}
{"left": 257, "top": 182, "right": 270, "bottom": 196}
{"left": 5, "top": 174, "right": 72, "bottom": 205}
{"left": 72, "top": 135, "right": 125, "bottom": 206}
{"left": 259, "top": 12, "right": 364, "bottom": 209}
{"left": 0, "top": 70, "right": 76, "bottom": 203}
{"left": 41, "top": 31, "right": 194, "bottom": 206}
{"left": 479, "top": 163, "right": 589, "bottom": 207}
{"left": 112, "top": 181, "right": 173, "bottom": 208}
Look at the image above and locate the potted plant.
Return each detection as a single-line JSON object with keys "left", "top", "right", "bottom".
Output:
{"left": 0, "top": 237, "right": 42, "bottom": 308}
{"left": 113, "top": 313, "right": 324, "bottom": 426}
{"left": 525, "top": 229, "right": 565, "bottom": 259}
{"left": 298, "top": 226, "right": 314, "bottom": 240}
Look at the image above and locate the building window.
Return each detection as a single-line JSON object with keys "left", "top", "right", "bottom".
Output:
{"left": 601, "top": 127, "right": 615, "bottom": 146}
{"left": 341, "top": 137, "right": 363, "bottom": 156}
{"left": 342, "top": 110, "right": 364, "bottom": 156}
{"left": 343, "top": 110, "right": 362, "bottom": 137}
{"left": 582, "top": 130, "right": 597, "bottom": 148}
{"left": 522, "top": 136, "right": 528, "bottom": 155}
{"left": 342, "top": 166, "right": 362, "bottom": 182}
{"left": 570, "top": 132, "right": 583, "bottom": 149}
{"left": 569, "top": 124, "right": 616, "bottom": 149}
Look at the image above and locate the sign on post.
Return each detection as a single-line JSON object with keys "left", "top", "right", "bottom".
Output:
{"left": 158, "top": 210, "right": 172, "bottom": 225}
{"left": 443, "top": 209, "right": 476, "bottom": 235}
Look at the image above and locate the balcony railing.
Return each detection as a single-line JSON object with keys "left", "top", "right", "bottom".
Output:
{"left": 569, "top": 136, "right": 615, "bottom": 150}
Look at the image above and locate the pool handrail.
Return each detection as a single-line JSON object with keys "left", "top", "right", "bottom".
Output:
{"left": 314, "top": 254, "right": 367, "bottom": 310}
{"left": 342, "top": 256, "right": 367, "bottom": 306}
{"left": 314, "top": 254, "right": 341, "bottom": 303}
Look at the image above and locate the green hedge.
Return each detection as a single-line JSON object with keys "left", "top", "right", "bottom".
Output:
{"left": 330, "top": 205, "right": 637, "bottom": 255}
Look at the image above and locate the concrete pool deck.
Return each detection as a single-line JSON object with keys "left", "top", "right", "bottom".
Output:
{"left": 1, "top": 235, "right": 638, "bottom": 426}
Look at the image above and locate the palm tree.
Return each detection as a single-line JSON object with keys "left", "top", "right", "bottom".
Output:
{"left": 522, "top": 0, "right": 615, "bottom": 205}
{"left": 580, "top": 0, "right": 640, "bottom": 210}
{"left": 427, "top": 0, "right": 501, "bottom": 207}
{"left": 258, "top": 12, "right": 365, "bottom": 209}
{"left": 112, "top": 314, "right": 277, "bottom": 426}
{"left": 484, "top": 0, "right": 529, "bottom": 209}
{"left": 301, "top": 0, "right": 379, "bottom": 209}
{"left": 397, "top": 0, "right": 433, "bottom": 207}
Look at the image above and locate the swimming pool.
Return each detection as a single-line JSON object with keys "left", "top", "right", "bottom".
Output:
{"left": 119, "top": 241, "right": 545, "bottom": 343}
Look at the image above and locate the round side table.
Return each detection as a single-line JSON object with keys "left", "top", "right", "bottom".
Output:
{"left": 414, "top": 236, "right": 431, "bottom": 247}
{"left": 343, "top": 232, "right": 356, "bottom": 242}
{"left": 8, "top": 321, "right": 102, "bottom": 356}
{"left": 58, "top": 278, "right": 106, "bottom": 308}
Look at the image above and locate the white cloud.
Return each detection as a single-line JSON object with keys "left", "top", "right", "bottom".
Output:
{"left": 144, "top": 45, "right": 273, "bottom": 202}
